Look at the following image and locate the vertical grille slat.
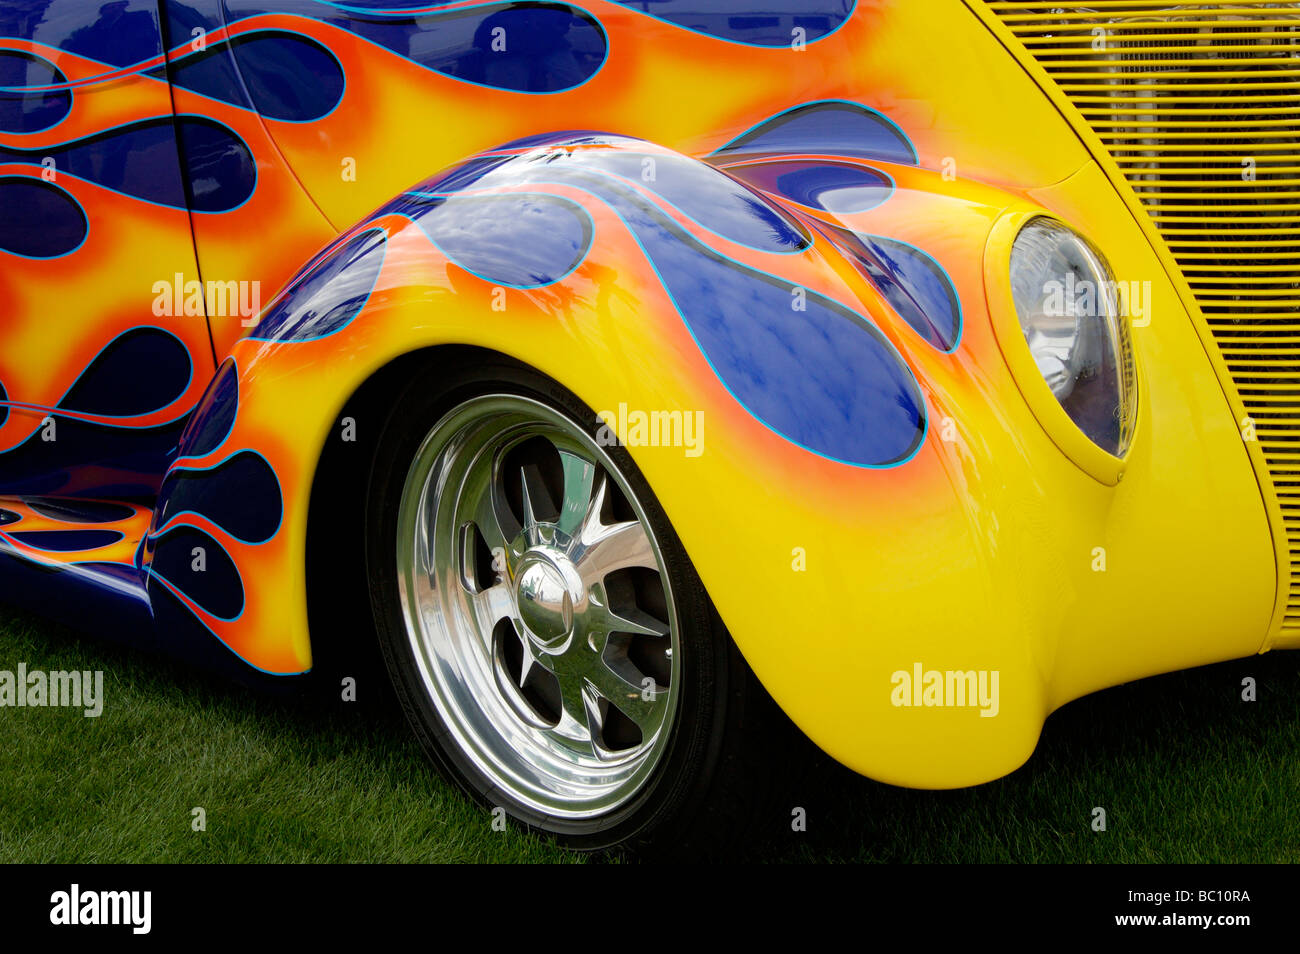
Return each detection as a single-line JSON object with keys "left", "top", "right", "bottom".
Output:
{"left": 983, "top": 1, "right": 1300, "bottom": 628}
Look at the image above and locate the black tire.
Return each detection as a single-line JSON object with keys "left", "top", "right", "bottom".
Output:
{"left": 363, "top": 353, "right": 790, "bottom": 857}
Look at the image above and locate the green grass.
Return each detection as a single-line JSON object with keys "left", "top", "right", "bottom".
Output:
{"left": 0, "top": 606, "right": 1296, "bottom": 863}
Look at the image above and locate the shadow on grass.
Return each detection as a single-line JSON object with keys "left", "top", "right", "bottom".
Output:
{"left": 1, "top": 606, "right": 1295, "bottom": 863}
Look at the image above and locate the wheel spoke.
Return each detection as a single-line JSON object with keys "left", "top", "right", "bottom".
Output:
{"left": 468, "top": 582, "right": 514, "bottom": 634}
{"left": 598, "top": 603, "right": 668, "bottom": 639}
{"left": 552, "top": 672, "right": 598, "bottom": 749}
{"left": 555, "top": 448, "right": 598, "bottom": 538}
{"left": 575, "top": 518, "right": 658, "bottom": 585}
{"left": 475, "top": 498, "right": 511, "bottom": 556}
{"left": 518, "top": 463, "right": 553, "bottom": 543}
{"left": 514, "top": 632, "right": 540, "bottom": 690}
{"left": 585, "top": 662, "right": 663, "bottom": 734}
{"left": 470, "top": 484, "right": 514, "bottom": 583}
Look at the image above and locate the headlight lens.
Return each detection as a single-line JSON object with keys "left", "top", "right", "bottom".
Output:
{"left": 1009, "top": 218, "right": 1136, "bottom": 457}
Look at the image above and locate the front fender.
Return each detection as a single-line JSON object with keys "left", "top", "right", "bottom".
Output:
{"left": 149, "top": 131, "right": 1272, "bottom": 787}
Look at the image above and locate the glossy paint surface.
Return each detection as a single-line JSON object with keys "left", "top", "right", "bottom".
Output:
{"left": 0, "top": 0, "right": 1279, "bottom": 787}
{"left": 375, "top": 140, "right": 927, "bottom": 468}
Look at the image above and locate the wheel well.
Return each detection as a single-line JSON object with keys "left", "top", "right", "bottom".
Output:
{"left": 303, "top": 345, "right": 529, "bottom": 687}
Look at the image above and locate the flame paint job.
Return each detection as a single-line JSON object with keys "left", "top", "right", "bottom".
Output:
{"left": 0, "top": 0, "right": 1280, "bottom": 788}
{"left": 0, "top": 49, "right": 72, "bottom": 133}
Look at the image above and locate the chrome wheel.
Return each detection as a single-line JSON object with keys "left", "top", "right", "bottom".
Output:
{"left": 396, "top": 394, "right": 681, "bottom": 818}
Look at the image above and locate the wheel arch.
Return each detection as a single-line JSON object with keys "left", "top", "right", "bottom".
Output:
{"left": 303, "top": 344, "right": 532, "bottom": 683}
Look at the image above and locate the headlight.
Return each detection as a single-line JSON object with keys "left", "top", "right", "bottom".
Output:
{"left": 1003, "top": 218, "right": 1138, "bottom": 457}
{"left": 1008, "top": 218, "right": 1136, "bottom": 458}
{"left": 984, "top": 212, "right": 1140, "bottom": 486}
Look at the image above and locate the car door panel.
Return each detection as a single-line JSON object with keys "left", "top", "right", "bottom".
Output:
{"left": 0, "top": 0, "right": 214, "bottom": 497}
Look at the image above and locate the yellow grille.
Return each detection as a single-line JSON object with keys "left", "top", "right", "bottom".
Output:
{"left": 983, "top": 1, "right": 1300, "bottom": 634}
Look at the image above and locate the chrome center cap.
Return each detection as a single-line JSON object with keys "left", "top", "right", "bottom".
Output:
{"left": 514, "top": 546, "right": 586, "bottom": 652}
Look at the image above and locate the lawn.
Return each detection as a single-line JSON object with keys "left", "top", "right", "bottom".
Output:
{"left": 0, "top": 606, "right": 1296, "bottom": 863}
